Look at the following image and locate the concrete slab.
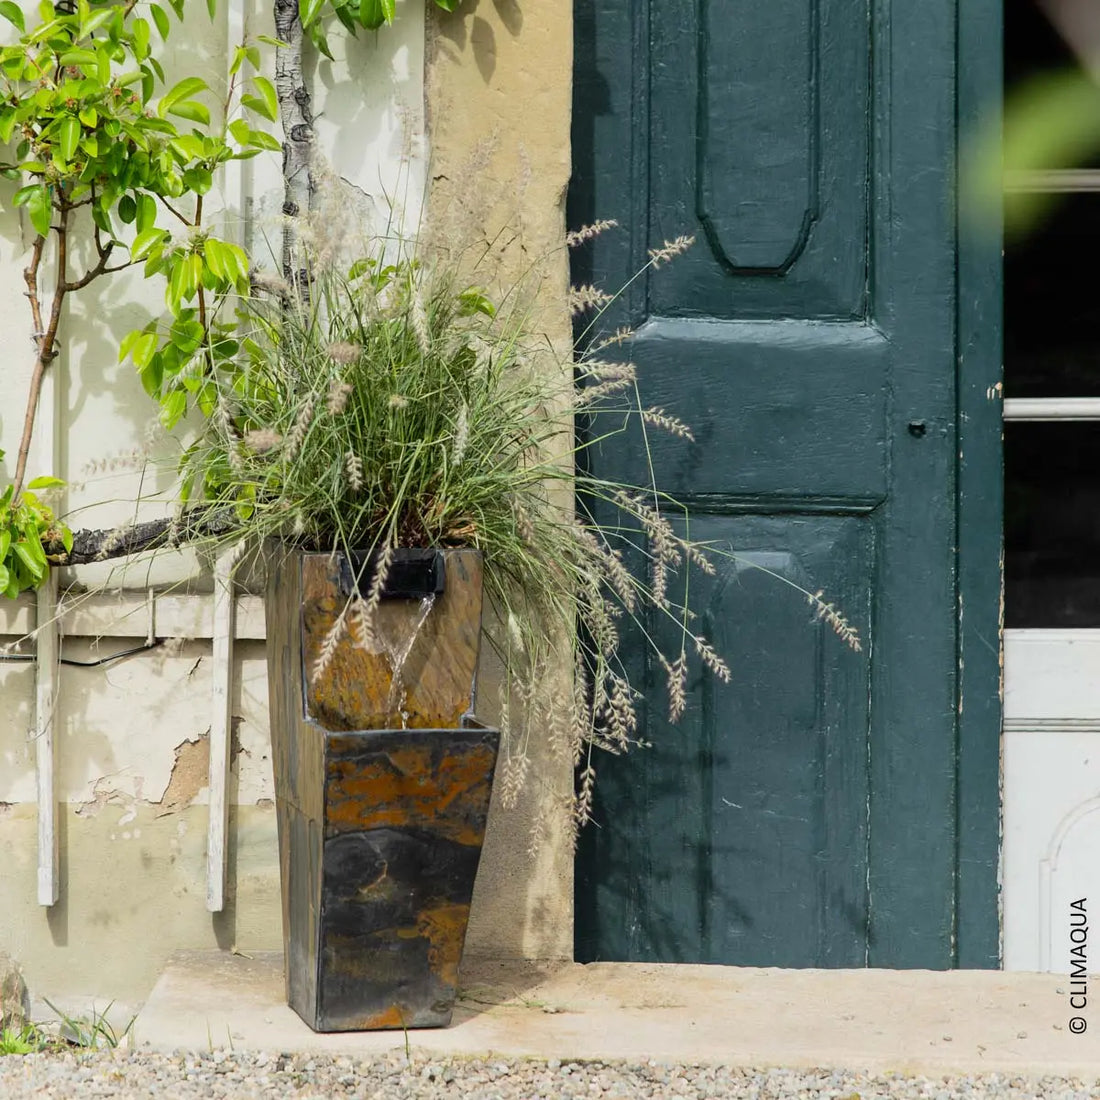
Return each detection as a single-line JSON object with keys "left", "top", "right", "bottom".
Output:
{"left": 134, "top": 952, "right": 1100, "bottom": 1077}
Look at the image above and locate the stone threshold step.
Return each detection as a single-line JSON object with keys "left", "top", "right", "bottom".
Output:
{"left": 131, "top": 951, "right": 1100, "bottom": 1077}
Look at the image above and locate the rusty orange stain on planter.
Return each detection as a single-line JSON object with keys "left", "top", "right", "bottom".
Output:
{"left": 415, "top": 902, "right": 470, "bottom": 991}
{"left": 325, "top": 743, "right": 496, "bottom": 848}
{"left": 301, "top": 551, "right": 484, "bottom": 732}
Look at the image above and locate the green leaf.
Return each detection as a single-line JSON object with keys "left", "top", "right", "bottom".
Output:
{"left": 150, "top": 4, "right": 170, "bottom": 40}
{"left": 299, "top": 0, "right": 325, "bottom": 28}
{"left": 358, "top": 0, "right": 391, "bottom": 30}
{"left": 0, "top": 2, "right": 24, "bottom": 32}
{"left": 239, "top": 95, "right": 270, "bottom": 123}
{"left": 228, "top": 118, "right": 250, "bottom": 145}
{"left": 26, "top": 476, "right": 65, "bottom": 490}
{"left": 249, "top": 76, "right": 278, "bottom": 123}
{"left": 159, "top": 76, "right": 208, "bottom": 117}
{"left": 13, "top": 542, "right": 45, "bottom": 582}
{"left": 458, "top": 288, "right": 496, "bottom": 317}
{"left": 434, "top": 0, "right": 459, "bottom": 11}
{"left": 58, "top": 50, "right": 98, "bottom": 68}
{"left": 206, "top": 0, "right": 217, "bottom": 19}
{"left": 305, "top": 19, "right": 332, "bottom": 59}
{"left": 25, "top": 184, "right": 51, "bottom": 237}
{"left": 158, "top": 388, "right": 187, "bottom": 429}
{"left": 197, "top": 382, "right": 218, "bottom": 419}
{"left": 203, "top": 236, "right": 227, "bottom": 280}
{"left": 128, "top": 330, "right": 158, "bottom": 369}
{"left": 167, "top": 254, "right": 187, "bottom": 307}
{"left": 169, "top": 316, "right": 204, "bottom": 354}
{"left": 118, "top": 193, "right": 137, "bottom": 224}
{"left": 81, "top": 9, "right": 114, "bottom": 37}
{"left": 245, "top": 130, "right": 281, "bottom": 152}
{"left": 131, "top": 226, "right": 168, "bottom": 259}
{"left": 168, "top": 133, "right": 206, "bottom": 161}
{"left": 57, "top": 116, "right": 79, "bottom": 163}
{"left": 333, "top": 3, "right": 357, "bottom": 34}
{"left": 139, "top": 351, "right": 163, "bottom": 397}
{"left": 0, "top": 109, "right": 15, "bottom": 144}
{"left": 167, "top": 100, "right": 211, "bottom": 126}
{"left": 132, "top": 16, "right": 150, "bottom": 60}
{"left": 181, "top": 165, "right": 212, "bottom": 193}
{"left": 136, "top": 192, "right": 157, "bottom": 234}
{"left": 90, "top": 199, "right": 112, "bottom": 236}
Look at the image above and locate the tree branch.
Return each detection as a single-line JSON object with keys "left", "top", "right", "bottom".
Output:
{"left": 274, "top": 0, "right": 314, "bottom": 290}
{"left": 12, "top": 204, "right": 69, "bottom": 503}
{"left": 63, "top": 231, "right": 119, "bottom": 292}
{"left": 41, "top": 507, "right": 240, "bottom": 565}
{"left": 158, "top": 194, "right": 194, "bottom": 226}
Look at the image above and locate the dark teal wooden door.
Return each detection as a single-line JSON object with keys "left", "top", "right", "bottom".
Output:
{"left": 571, "top": 0, "right": 1002, "bottom": 968}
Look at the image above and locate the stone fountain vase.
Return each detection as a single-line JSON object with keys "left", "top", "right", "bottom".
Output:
{"left": 265, "top": 546, "right": 498, "bottom": 1032}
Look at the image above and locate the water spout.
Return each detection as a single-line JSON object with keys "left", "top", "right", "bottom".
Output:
{"left": 384, "top": 594, "right": 437, "bottom": 718}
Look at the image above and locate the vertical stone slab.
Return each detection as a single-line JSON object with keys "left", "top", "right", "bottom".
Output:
{"left": 318, "top": 724, "right": 498, "bottom": 1030}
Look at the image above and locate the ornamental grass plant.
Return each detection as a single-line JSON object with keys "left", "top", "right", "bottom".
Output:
{"left": 175, "top": 219, "right": 735, "bottom": 825}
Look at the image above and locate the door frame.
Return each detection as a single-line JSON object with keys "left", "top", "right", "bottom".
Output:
{"left": 956, "top": 0, "right": 1003, "bottom": 968}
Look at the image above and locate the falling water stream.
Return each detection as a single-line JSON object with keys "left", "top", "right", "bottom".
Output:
{"left": 382, "top": 594, "right": 437, "bottom": 725}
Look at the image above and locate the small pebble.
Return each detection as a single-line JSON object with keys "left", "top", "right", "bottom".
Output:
{"left": 0, "top": 1051, "right": 1098, "bottom": 1099}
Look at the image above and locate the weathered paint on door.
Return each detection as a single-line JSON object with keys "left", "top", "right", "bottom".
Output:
{"left": 570, "top": 0, "right": 1002, "bottom": 968}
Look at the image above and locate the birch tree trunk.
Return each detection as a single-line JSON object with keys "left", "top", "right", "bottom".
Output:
{"left": 274, "top": 0, "right": 314, "bottom": 289}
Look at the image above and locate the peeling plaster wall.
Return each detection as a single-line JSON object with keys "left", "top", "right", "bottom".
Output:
{"left": 0, "top": 803, "right": 280, "bottom": 1001}
{"left": 0, "top": 644, "right": 282, "bottom": 998}
{"left": 0, "top": 0, "right": 575, "bottom": 1003}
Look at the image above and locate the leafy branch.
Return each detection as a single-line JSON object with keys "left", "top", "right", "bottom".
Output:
{"left": 0, "top": 0, "right": 275, "bottom": 597}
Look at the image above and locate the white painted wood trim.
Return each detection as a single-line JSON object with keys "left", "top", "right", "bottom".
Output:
{"left": 35, "top": 574, "right": 59, "bottom": 907}
{"left": 0, "top": 592, "right": 266, "bottom": 640}
{"left": 1004, "top": 168, "right": 1100, "bottom": 193}
{"left": 206, "top": 552, "right": 237, "bottom": 912}
{"left": 1003, "top": 397, "right": 1100, "bottom": 421}
{"left": 35, "top": 299, "right": 61, "bottom": 907}
{"left": 206, "top": 0, "right": 248, "bottom": 916}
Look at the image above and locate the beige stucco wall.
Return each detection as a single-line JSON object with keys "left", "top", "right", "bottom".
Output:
{"left": 0, "top": 0, "right": 573, "bottom": 1006}
{"left": 424, "top": 0, "right": 575, "bottom": 962}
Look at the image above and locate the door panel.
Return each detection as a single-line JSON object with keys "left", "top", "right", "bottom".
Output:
{"left": 578, "top": 513, "right": 872, "bottom": 965}
{"left": 621, "top": 319, "right": 887, "bottom": 501}
{"left": 650, "top": 0, "right": 869, "bottom": 313}
{"left": 572, "top": 0, "right": 982, "bottom": 968}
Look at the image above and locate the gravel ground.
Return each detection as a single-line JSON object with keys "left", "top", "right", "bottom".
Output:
{"left": 1, "top": 1051, "right": 1100, "bottom": 1099}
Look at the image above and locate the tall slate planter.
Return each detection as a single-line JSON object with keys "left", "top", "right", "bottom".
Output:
{"left": 265, "top": 546, "right": 498, "bottom": 1031}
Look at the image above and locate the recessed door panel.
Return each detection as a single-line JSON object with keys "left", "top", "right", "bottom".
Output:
{"left": 648, "top": 0, "right": 870, "bottom": 319}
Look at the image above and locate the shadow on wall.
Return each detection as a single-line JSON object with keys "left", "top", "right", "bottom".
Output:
{"left": 432, "top": 0, "right": 525, "bottom": 85}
